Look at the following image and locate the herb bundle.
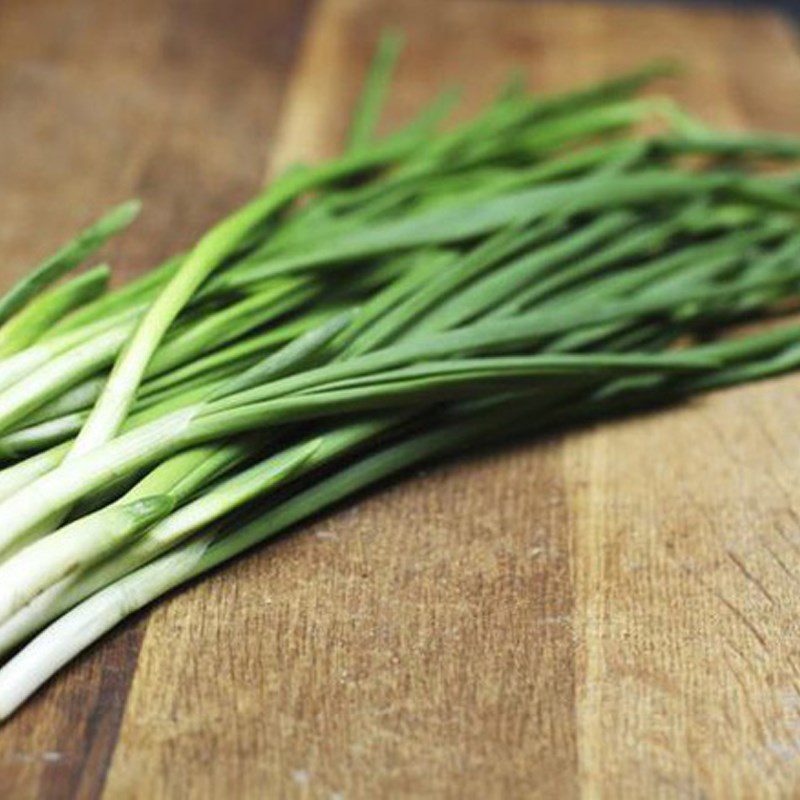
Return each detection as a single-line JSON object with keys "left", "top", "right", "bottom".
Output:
{"left": 1, "top": 35, "right": 800, "bottom": 721}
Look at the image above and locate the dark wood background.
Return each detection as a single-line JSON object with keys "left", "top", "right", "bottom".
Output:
{"left": 1, "top": 0, "right": 800, "bottom": 797}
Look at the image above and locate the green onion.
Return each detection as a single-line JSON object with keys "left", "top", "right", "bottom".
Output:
{"left": 2, "top": 40, "right": 800, "bottom": 722}
{"left": 0, "top": 201, "right": 139, "bottom": 326}
{"left": 0, "top": 265, "right": 110, "bottom": 358}
{"left": 348, "top": 30, "right": 404, "bottom": 150}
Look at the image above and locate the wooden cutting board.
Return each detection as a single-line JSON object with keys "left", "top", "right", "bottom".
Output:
{"left": 1, "top": 0, "right": 800, "bottom": 797}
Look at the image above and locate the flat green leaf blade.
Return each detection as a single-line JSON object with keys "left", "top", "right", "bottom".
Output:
{"left": 0, "top": 200, "right": 140, "bottom": 326}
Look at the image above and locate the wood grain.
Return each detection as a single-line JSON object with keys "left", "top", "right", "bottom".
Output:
{"left": 2, "top": 0, "right": 800, "bottom": 797}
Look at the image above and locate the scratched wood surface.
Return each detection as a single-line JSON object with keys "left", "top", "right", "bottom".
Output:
{"left": 1, "top": 0, "right": 800, "bottom": 797}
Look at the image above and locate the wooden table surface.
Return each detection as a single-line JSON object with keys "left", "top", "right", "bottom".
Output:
{"left": 1, "top": 0, "right": 800, "bottom": 797}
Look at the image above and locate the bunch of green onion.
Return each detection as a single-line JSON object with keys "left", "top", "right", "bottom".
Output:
{"left": 2, "top": 34, "right": 800, "bottom": 721}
